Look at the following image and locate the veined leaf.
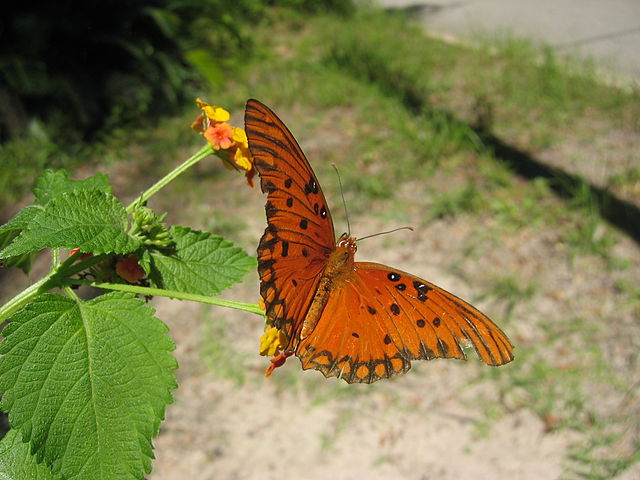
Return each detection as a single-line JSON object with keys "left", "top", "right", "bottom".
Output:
{"left": 0, "top": 170, "right": 111, "bottom": 271}
{"left": 148, "top": 226, "right": 256, "bottom": 296}
{"left": 0, "top": 292, "right": 177, "bottom": 480}
{"left": 0, "top": 205, "right": 42, "bottom": 233}
{"left": 0, "top": 430, "right": 60, "bottom": 480}
{"left": 33, "top": 169, "right": 111, "bottom": 206}
{"left": 0, "top": 190, "right": 141, "bottom": 258}
{"left": 0, "top": 207, "right": 41, "bottom": 272}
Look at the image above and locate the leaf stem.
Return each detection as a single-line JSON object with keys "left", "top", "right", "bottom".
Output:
{"left": 0, "top": 253, "right": 108, "bottom": 322}
{"left": 126, "top": 144, "right": 214, "bottom": 213}
{"left": 70, "top": 279, "right": 265, "bottom": 316}
{"left": 62, "top": 286, "right": 80, "bottom": 302}
{"left": 52, "top": 248, "right": 60, "bottom": 269}
{"left": 0, "top": 275, "right": 51, "bottom": 322}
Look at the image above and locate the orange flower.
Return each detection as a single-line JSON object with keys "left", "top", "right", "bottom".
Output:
{"left": 265, "top": 351, "right": 293, "bottom": 378}
{"left": 204, "top": 121, "right": 234, "bottom": 150}
{"left": 115, "top": 255, "right": 145, "bottom": 283}
{"left": 191, "top": 113, "right": 206, "bottom": 134}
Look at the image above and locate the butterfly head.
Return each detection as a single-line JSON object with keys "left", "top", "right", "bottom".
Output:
{"left": 337, "top": 233, "right": 357, "bottom": 254}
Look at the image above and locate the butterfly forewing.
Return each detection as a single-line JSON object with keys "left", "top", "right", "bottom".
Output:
{"left": 359, "top": 263, "right": 514, "bottom": 363}
{"left": 245, "top": 99, "right": 336, "bottom": 341}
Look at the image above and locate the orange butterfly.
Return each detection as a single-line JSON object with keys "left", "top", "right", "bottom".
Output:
{"left": 245, "top": 99, "right": 514, "bottom": 384}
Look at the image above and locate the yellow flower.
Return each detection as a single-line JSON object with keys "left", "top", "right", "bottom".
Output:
{"left": 259, "top": 326, "right": 286, "bottom": 357}
{"left": 232, "top": 127, "right": 248, "bottom": 148}
{"left": 195, "top": 98, "right": 230, "bottom": 122}
{"left": 234, "top": 144, "right": 253, "bottom": 171}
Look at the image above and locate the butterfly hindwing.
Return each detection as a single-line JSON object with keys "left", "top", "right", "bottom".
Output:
{"left": 245, "top": 99, "right": 336, "bottom": 341}
{"left": 298, "top": 262, "right": 514, "bottom": 383}
{"left": 297, "top": 274, "right": 412, "bottom": 384}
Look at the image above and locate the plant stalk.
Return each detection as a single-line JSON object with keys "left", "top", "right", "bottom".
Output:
{"left": 126, "top": 144, "right": 214, "bottom": 213}
{"left": 71, "top": 279, "right": 265, "bottom": 316}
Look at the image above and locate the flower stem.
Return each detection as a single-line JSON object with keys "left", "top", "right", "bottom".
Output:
{"left": 71, "top": 279, "right": 265, "bottom": 316}
{"left": 126, "top": 144, "right": 214, "bottom": 213}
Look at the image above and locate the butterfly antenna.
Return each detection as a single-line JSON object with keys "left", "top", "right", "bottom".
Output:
{"left": 357, "top": 226, "right": 414, "bottom": 242}
{"left": 331, "top": 163, "right": 351, "bottom": 236}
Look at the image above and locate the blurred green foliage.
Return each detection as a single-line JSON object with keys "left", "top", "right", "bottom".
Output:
{"left": 0, "top": 0, "right": 353, "bottom": 144}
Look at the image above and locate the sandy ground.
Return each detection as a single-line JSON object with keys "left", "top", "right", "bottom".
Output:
{"left": 149, "top": 288, "right": 578, "bottom": 480}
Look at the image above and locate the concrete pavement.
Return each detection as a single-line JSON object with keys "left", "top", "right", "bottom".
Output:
{"left": 377, "top": 0, "right": 640, "bottom": 83}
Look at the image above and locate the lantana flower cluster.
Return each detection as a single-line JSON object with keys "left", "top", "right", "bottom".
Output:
{"left": 192, "top": 98, "right": 255, "bottom": 187}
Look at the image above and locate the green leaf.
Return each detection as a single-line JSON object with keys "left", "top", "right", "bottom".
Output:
{"left": 33, "top": 169, "right": 111, "bottom": 206}
{"left": 0, "top": 207, "right": 41, "bottom": 272}
{"left": 0, "top": 205, "right": 42, "bottom": 233}
{"left": 0, "top": 430, "right": 60, "bottom": 480}
{"left": 0, "top": 170, "right": 112, "bottom": 266}
{"left": 0, "top": 292, "right": 177, "bottom": 480}
{"left": 0, "top": 190, "right": 141, "bottom": 258}
{"left": 149, "top": 226, "right": 256, "bottom": 296}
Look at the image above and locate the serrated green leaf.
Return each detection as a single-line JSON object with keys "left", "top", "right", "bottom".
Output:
{"left": 149, "top": 226, "right": 256, "bottom": 296}
{"left": 0, "top": 430, "right": 60, "bottom": 480}
{"left": 0, "top": 205, "right": 42, "bottom": 233}
{"left": 0, "top": 190, "right": 141, "bottom": 258}
{"left": 33, "top": 169, "right": 111, "bottom": 205}
{"left": 0, "top": 292, "right": 177, "bottom": 480}
{"left": 0, "top": 170, "right": 111, "bottom": 269}
{"left": 0, "top": 209, "right": 41, "bottom": 273}
{"left": 138, "top": 248, "right": 152, "bottom": 275}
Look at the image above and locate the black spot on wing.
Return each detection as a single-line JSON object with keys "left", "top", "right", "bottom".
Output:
{"left": 388, "top": 272, "right": 401, "bottom": 282}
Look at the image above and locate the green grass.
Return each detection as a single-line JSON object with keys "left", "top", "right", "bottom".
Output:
{"left": 200, "top": 312, "right": 249, "bottom": 385}
{"left": 477, "top": 275, "right": 538, "bottom": 321}
{"left": 427, "top": 181, "right": 485, "bottom": 220}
